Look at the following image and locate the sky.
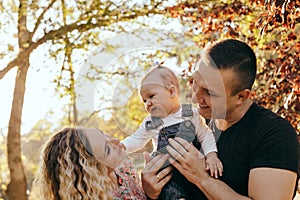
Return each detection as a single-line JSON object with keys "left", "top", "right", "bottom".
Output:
{"left": 0, "top": 24, "right": 189, "bottom": 136}
{"left": 0, "top": 49, "right": 66, "bottom": 134}
{"left": 0, "top": 0, "right": 189, "bottom": 136}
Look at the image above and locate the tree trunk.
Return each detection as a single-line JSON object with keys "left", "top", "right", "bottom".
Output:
{"left": 6, "top": 61, "right": 29, "bottom": 200}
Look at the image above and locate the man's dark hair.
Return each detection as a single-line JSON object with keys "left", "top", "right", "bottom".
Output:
{"left": 206, "top": 39, "right": 257, "bottom": 95}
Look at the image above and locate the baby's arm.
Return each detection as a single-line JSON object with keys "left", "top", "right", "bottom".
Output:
{"left": 121, "top": 118, "right": 152, "bottom": 153}
{"left": 121, "top": 129, "right": 151, "bottom": 153}
{"left": 193, "top": 109, "right": 223, "bottom": 178}
{"left": 205, "top": 152, "right": 223, "bottom": 178}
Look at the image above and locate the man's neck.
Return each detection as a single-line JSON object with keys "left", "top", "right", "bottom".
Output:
{"left": 215, "top": 100, "right": 253, "bottom": 131}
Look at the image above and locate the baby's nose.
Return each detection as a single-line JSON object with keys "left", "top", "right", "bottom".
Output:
{"left": 145, "top": 99, "right": 152, "bottom": 106}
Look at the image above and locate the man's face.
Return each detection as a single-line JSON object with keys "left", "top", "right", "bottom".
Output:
{"left": 192, "top": 58, "right": 237, "bottom": 119}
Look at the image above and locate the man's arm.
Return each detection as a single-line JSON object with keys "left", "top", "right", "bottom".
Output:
{"left": 166, "top": 137, "right": 297, "bottom": 200}
{"left": 194, "top": 168, "right": 297, "bottom": 200}
{"left": 248, "top": 168, "right": 297, "bottom": 200}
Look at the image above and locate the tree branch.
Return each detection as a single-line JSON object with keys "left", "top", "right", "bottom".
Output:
{"left": 0, "top": 58, "right": 18, "bottom": 79}
{"left": 30, "top": 0, "right": 58, "bottom": 41}
{"left": 33, "top": 0, "right": 165, "bottom": 47}
{"left": 1, "top": 0, "right": 166, "bottom": 80}
{"left": 18, "top": 0, "right": 30, "bottom": 48}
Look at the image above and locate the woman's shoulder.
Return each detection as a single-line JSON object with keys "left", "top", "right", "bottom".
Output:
{"left": 113, "top": 156, "right": 147, "bottom": 199}
{"left": 115, "top": 156, "right": 140, "bottom": 181}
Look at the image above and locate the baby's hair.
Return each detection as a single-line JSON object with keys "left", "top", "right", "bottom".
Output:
{"left": 142, "top": 65, "right": 180, "bottom": 95}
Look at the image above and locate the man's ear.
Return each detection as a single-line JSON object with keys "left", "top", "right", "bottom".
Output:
{"left": 236, "top": 89, "right": 251, "bottom": 105}
{"left": 169, "top": 85, "right": 178, "bottom": 98}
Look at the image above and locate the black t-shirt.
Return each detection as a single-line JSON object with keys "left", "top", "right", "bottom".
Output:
{"left": 209, "top": 103, "right": 299, "bottom": 197}
{"left": 154, "top": 103, "right": 298, "bottom": 200}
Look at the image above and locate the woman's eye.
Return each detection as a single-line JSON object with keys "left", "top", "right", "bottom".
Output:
{"left": 105, "top": 144, "right": 110, "bottom": 157}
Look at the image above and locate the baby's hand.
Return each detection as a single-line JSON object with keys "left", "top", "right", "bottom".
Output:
{"left": 205, "top": 152, "right": 223, "bottom": 178}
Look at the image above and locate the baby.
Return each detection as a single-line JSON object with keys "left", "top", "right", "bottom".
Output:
{"left": 121, "top": 65, "right": 223, "bottom": 199}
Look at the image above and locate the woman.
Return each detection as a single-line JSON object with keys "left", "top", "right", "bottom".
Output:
{"left": 35, "top": 127, "right": 146, "bottom": 200}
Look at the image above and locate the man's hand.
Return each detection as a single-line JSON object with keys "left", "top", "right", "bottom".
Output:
{"left": 166, "top": 137, "right": 209, "bottom": 185}
{"left": 141, "top": 152, "right": 173, "bottom": 199}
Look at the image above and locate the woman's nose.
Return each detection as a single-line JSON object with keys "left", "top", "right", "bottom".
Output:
{"left": 110, "top": 138, "right": 120, "bottom": 145}
{"left": 111, "top": 139, "right": 126, "bottom": 150}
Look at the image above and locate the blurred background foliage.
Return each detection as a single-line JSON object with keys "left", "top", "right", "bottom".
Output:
{"left": 0, "top": 0, "right": 299, "bottom": 199}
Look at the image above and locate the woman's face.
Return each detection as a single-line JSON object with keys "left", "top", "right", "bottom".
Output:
{"left": 81, "top": 128, "right": 126, "bottom": 169}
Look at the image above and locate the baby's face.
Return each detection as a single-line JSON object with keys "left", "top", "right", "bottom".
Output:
{"left": 140, "top": 83, "right": 172, "bottom": 118}
{"left": 140, "top": 72, "right": 180, "bottom": 118}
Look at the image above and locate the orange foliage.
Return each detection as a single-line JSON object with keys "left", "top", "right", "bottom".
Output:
{"left": 167, "top": 0, "right": 300, "bottom": 134}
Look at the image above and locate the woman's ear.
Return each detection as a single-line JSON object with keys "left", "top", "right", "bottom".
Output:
{"left": 236, "top": 89, "right": 251, "bottom": 105}
{"left": 169, "top": 85, "right": 178, "bottom": 98}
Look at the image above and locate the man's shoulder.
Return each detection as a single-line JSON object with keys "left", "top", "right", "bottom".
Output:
{"left": 249, "top": 103, "right": 288, "bottom": 123}
{"left": 246, "top": 103, "right": 296, "bottom": 135}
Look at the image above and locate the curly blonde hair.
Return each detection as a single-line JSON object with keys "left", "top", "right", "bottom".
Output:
{"left": 34, "top": 128, "right": 115, "bottom": 200}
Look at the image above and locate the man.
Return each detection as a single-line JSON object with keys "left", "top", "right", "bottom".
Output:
{"left": 141, "top": 39, "right": 299, "bottom": 200}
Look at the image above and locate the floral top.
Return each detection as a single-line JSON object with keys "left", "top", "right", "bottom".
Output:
{"left": 113, "top": 156, "right": 146, "bottom": 200}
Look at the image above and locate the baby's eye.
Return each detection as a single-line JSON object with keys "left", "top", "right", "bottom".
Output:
{"left": 149, "top": 94, "right": 154, "bottom": 98}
